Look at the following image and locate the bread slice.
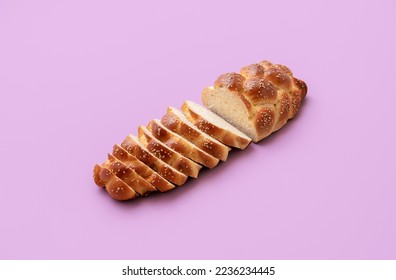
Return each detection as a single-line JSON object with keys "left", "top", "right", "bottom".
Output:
{"left": 181, "top": 100, "right": 251, "bottom": 149}
{"left": 93, "top": 164, "right": 139, "bottom": 200}
{"left": 161, "top": 107, "right": 230, "bottom": 161}
{"left": 103, "top": 154, "right": 157, "bottom": 196}
{"left": 147, "top": 119, "right": 219, "bottom": 168}
{"left": 138, "top": 126, "right": 202, "bottom": 178}
{"left": 121, "top": 135, "right": 187, "bottom": 186}
{"left": 201, "top": 61, "right": 307, "bottom": 142}
{"left": 112, "top": 144, "right": 175, "bottom": 192}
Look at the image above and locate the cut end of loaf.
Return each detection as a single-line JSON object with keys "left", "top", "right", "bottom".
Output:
{"left": 202, "top": 87, "right": 259, "bottom": 142}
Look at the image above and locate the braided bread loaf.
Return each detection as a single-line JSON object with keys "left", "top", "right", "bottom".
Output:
{"left": 202, "top": 60, "right": 307, "bottom": 142}
{"left": 93, "top": 60, "right": 307, "bottom": 201}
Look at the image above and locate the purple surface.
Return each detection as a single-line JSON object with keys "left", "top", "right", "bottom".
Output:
{"left": 1, "top": 0, "right": 395, "bottom": 260}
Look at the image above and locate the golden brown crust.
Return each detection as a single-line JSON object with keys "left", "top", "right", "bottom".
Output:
{"left": 243, "top": 77, "right": 277, "bottom": 105}
{"left": 214, "top": 73, "right": 245, "bottom": 91}
{"left": 273, "top": 91, "right": 290, "bottom": 131}
{"left": 94, "top": 165, "right": 138, "bottom": 200}
{"left": 93, "top": 164, "right": 106, "bottom": 187}
{"left": 160, "top": 112, "right": 181, "bottom": 132}
{"left": 254, "top": 106, "right": 276, "bottom": 139}
{"left": 138, "top": 126, "right": 202, "bottom": 178}
{"left": 258, "top": 60, "right": 274, "bottom": 69}
{"left": 161, "top": 109, "right": 230, "bottom": 161}
{"left": 148, "top": 121, "right": 190, "bottom": 157}
{"left": 161, "top": 112, "right": 201, "bottom": 139}
{"left": 263, "top": 67, "right": 292, "bottom": 92}
{"left": 287, "top": 78, "right": 306, "bottom": 118}
{"left": 148, "top": 120, "right": 219, "bottom": 168}
{"left": 112, "top": 144, "right": 175, "bottom": 192}
{"left": 104, "top": 154, "right": 157, "bottom": 196}
{"left": 121, "top": 135, "right": 187, "bottom": 186}
{"left": 293, "top": 78, "right": 308, "bottom": 99}
{"left": 240, "top": 63, "right": 265, "bottom": 78}
{"left": 274, "top": 64, "right": 293, "bottom": 76}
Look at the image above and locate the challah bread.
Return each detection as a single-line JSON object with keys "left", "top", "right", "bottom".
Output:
{"left": 93, "top": 164, "right": 138, "bottom": 200}
{"left": 138, "top": 126, "right": 202, "bottom": 178}
{"left": 112, "top": 144, "right": 175, "bottom": 192}
{"left": 161, "top": 107, "right": 230, "bottom": 161}
{"left": 93, "top": 59, "right": 307, "bottom": 201}
{"left": 147, "top": 119, "right": 219, "bottom": 168}
{"left": 121, "top": 135, "right": 188, "bottom": 186}
{"left": 181, "top": 100, "right": 251, "bottom": 149}
{"left": 202, "top": 60, "right": 307, "bottom": 142}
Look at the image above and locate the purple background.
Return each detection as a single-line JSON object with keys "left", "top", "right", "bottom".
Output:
{"left": 1, "top": 0, "right": 395, "bottom": 260}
